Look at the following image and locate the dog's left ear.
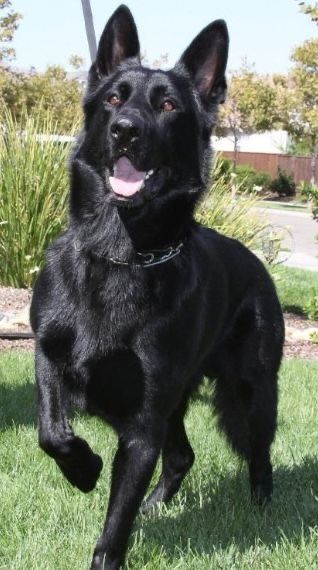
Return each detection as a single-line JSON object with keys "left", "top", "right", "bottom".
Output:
{"left": 179, "top": 20, "right": 229, "bottom": 106}
{"left": 90, "top": 5, "right": 140, "bottom": 81}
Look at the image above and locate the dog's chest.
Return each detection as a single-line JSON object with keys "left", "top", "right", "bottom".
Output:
{"left": 75, "top": 266, "right": 149, "bottom": 352}
{"left": 69, "top": 270, "right": 149, "bottom": 421}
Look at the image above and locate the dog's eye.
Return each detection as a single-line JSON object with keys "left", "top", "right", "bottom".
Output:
{"left": 161, "top": 100, "right": 176, "bottom": 112}
{"left": 107, "top": 94, "right": 121, "bottom": 107}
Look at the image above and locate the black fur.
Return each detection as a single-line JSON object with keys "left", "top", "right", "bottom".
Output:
{"left": 30, "top": 6, "right": 284, "bottom": 569}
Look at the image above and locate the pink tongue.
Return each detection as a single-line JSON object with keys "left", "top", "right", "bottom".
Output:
{"left": 109, "top": 156, "right": 146, "bottom": 197}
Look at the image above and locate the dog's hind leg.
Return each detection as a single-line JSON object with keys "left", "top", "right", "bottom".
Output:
{"left": 242, "top": 365, "right": 278, "bottom": 506}
{"left": 142, "top": 396, "right": 195, "bottom": 512}
{"left": 246, "top": 380, "right": 277, "bottom": 506}
{"left": 36, "top": 347, "right": 103, "bottom": 493}
{"left": 215, "top": 371, "right": 277, "bottom": 505}
{"left": 207, "top": 338, "right": 279, "bottom": 506}
{"left": 240, "top": 326, "right": 281, "bottom": 506}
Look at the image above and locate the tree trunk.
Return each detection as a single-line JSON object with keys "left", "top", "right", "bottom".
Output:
{"left": 309, "top": 135, "right": 317, "bottom": 185}
{"left": 233, "top": 131, "right": 239, "bottom": 171}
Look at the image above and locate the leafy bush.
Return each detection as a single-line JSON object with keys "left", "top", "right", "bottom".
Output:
{"left": 253, "top": 170, "right": 272, "bottom": 189}
{"left": 0, "top": 106, "right": 78, "bottom": 287}
{"left": 309, "top": 187, "right": 318, "bottom": 220}
{"left": 233, "top": 164, "right": 271, "bottom": 193}
{"left": 197, "top": 155, "right": 269, "bottom": 250}
{"left": 298, "top": 180, "right": 312, "bottom": 196}
{"left": 234, "top": 164, "right": 257, "bottom": 191}
{"left": 270, "top": 167, "right": 296, "bottom": 197}
{"left": 298, "top": 180, "right": 312, "bottom": 202}
{"left": 310, "top": 331, "right": 318, "bottom": 344}
{"left": 298, "top": 180, "right": 318, "bottom": 219}
{"left": 0, "top": 66, "right": 83, "bottom": 134}
{"left": 213, "top": 156, "right": 233, "bottom": 183}
{"left": 305, "top": 290, "right": 318, "bottom": 320}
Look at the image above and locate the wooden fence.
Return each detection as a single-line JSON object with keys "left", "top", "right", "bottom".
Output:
{"left": 220, "top": 151, "right": 317, "bottom": 184}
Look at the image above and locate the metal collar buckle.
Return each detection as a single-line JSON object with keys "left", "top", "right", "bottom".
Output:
{"left": 109, "top": 242, "right": 184, "bottom": 268}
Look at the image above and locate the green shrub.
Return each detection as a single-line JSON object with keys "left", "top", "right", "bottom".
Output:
{"left": 297, "top": 180, "right": 312, "bottom": 203}
{"left": 233, "top": 164, "right": 271, "bottom": 193}
{"left": 270, "top": 167, "right": 296, "bottom": 197}
{"left": 234, "top": 164, "right": 257, "bottom": 192}
{"left": 310, "top": 331, "right": 318, "bottom": 343}
{"left": 305, "top": 290, "right": 318, "bottom": 320}
{"left": 0, "top": 106, "right": 78, "bottom": 288}
{"left": 298, "top": 180, "right": 312, "bottom": 197}
{"left": 310, "top": 188, "right": 318, "bottom": 220}
{"left": 213, "top": 156, "right": 233, "bottom": 183}
{"left": 253, "top": 170, "right": 272, "bottom": 189}
{"left": 298, "top": 180, "right": 318, "bottom": 219}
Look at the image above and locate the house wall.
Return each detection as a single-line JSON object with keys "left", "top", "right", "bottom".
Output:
{"left": 212, "top": 130, "right": 289, "bottom": 154}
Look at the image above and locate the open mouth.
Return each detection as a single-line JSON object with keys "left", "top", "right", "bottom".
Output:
{"left": 106, "top": 156, "right": 166, "bottom": 203}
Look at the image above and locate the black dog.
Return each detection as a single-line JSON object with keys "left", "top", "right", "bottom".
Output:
{"left": 30, "top": 5, "right": 284, "bottom": 569}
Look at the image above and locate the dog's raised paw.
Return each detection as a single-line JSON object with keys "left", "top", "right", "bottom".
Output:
{"left": 57, "top": 451, "right": 103, "bottom": 493}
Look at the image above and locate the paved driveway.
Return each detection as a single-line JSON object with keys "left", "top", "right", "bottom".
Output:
{"left": 257, "top": 208, "right": 318, "bottom": 271}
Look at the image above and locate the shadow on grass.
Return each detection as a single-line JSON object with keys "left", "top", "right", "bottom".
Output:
{"left": 140, "top": 456, "right": 318, "bottom": 560}
{"left": 0, "top": 381, "right": 36, "bottom": 428}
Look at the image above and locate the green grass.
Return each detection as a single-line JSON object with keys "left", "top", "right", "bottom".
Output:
{"left": 1, "top": 353, "right": 318, "bottom": 569}
{"left": 259, "top": 201, "right": 307, "bottom": 212}
{"left": 270, "top": 265, "right": 318, "bottom": 316}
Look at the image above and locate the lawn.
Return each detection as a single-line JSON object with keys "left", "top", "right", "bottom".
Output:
{"left": 270, "top": 265, "right": 318, "bottom": 316}
{"left": 258, "top": 201, "right": 307, "bottom": 213}
{"left": 0, "top": 353, "right": 318, "bottom": 569}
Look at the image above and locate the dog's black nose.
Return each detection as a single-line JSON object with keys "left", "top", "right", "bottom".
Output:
{"left": 111, "top": 117, "right": 140, "bottom": 146}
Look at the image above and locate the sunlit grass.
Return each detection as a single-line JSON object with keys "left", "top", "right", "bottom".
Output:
{"left": 0, "top": 353, "right": 317, "bottom": 569}
{"left": 270, "top": 265, "right": 318, "bottom": 316}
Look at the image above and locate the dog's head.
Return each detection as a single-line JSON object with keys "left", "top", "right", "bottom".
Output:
{"left": 77, "top": 5, "right": 228, "bottom": 209}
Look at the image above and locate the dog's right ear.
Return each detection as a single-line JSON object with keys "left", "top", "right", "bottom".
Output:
{"left": 89, "top": 5, "right": 140, "bottom": 85}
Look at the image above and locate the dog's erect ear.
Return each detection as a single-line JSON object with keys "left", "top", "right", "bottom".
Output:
{"left": 179, "top": 20, "right": 229, "bottom": 105}
{"left": 94, "top": 5, "right": 140, "bottom": 78}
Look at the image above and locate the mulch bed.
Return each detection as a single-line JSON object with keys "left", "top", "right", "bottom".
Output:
{"left": 0, "top": 287, "right": 317, "bottom": 359}
{"left": 0, "top": 287, "right": 34, "bottom": 351}
{"left": 284, "top": 313, "right": 318, "bottom": 359}
{"left": 0, "top": 286, "right": 32, "bottom": 313}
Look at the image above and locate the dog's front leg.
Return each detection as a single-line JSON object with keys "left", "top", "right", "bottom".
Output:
{"left": 36, "top": 346, "right": 103, "bottom": 492}
{"left": 91, "top": 418, "right": 165, "bottom": 570}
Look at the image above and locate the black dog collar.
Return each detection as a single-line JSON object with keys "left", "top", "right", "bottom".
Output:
{"left": 109, "top": 242, "right": 184, "bottom": 268}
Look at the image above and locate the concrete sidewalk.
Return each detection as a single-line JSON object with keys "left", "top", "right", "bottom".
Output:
{"left": 277, "top": 251, "right": 318, "bottom": 271}
{"left": 257, "top": 207, "right": 318, "bottom": 272}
